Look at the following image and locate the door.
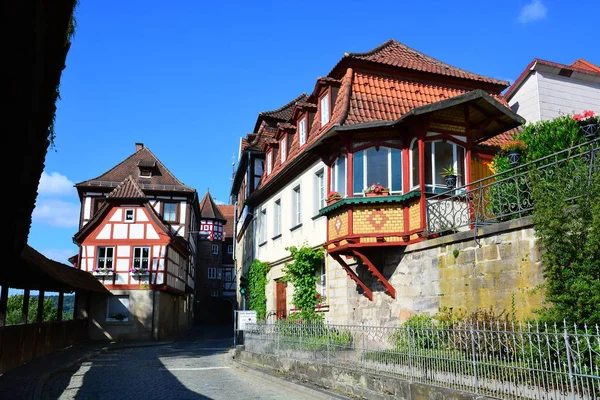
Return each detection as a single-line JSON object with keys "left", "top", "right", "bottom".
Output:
{"left": 275, "top": 280, "right": 287, "bottom": 320}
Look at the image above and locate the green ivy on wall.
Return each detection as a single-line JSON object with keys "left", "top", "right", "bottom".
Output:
{"left": 246, "top": 259, "right": 269, "bottom": 320}
{"left": 282, "top": 244, "right": 325, "bottom": 321}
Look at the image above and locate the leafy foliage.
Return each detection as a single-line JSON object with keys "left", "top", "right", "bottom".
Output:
{"left": 247, "top": 259, "right": 269, "bottom": 320}
{"left": 282, "top": 244, "right": 324, "bottom": 321}
{"left": 5, "top": 295, "right": 60, "bottom": 325}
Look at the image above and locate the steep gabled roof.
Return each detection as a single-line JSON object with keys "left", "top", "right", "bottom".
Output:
{"left": 329, "top": 39, "right": 509, "bottom": 87}
{"left": 200, "top": 191, "right": 226, "bottom": 222}
{"left": 253, "top": 93, "right": 308, "bottom": 133}
{"left": 75, "top": 144, "right": 194, "bottom": 193}
{"left": 107, "top": 175, "right": 146, "bottom": 200}
{"left": 218, "top": 204, "right": 235, "bottom": 238}
{"left": 571, "top": 58, "right": 600, "bottom": 73}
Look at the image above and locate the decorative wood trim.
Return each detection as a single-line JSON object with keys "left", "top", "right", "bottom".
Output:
{"left": 351, "top": 249, "right": 396, "bottom": 299}
{"left": 330, "top": 253, "right": 373, "bottom": 301}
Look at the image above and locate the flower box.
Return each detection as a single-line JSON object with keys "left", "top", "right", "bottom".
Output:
{"left": 130, "top": 268, "right": 150, "bottom": 276}
{"left": 363, "top": 183, "right": 390, "bottom": 196}
{"left": 365, "top": 191, "right": 389, "bottom": 197}
{"left": 93, "top": 269, "right": 114, "bottom": 276}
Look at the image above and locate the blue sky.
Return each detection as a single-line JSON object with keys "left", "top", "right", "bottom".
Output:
{"left": 28, "top": 0, "right": 599, "bottom": 264}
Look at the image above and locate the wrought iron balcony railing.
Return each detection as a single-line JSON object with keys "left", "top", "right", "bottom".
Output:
{"left": 426, "top": 138, "right": 599, "bottom": 236}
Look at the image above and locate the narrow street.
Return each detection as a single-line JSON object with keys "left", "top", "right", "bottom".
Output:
{"left": 42, "top": 325, "right": 338, "bottom": 400}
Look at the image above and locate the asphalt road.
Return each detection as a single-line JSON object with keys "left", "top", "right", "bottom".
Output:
{"left": 42, "top": 325, "right": 340, "bottom": 400}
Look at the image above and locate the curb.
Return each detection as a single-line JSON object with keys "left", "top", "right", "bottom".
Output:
{"left": 32, "top": 331, "right": 190, "bottom": 399}
{"left": 230, "top": 359, "right": 348, "bottom": 400}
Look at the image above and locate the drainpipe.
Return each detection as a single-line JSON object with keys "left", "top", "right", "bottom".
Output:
{"left": 151, "top": 287, "right": 156, "bottom": 340}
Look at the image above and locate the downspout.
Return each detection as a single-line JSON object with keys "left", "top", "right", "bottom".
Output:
{"left": 151, "top": 286, "right": 156, "bottom": 340}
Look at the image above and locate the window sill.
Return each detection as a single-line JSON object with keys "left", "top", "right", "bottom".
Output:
{"left": 272, "top": 234, "right": 282, "bottom": 240}
{"left": 290, "top": 223, "right": 303, "bottom": 232}
{"left": 311, "top": 214, "right": 324, "bottom": 221}
{"left": 258, "top": 241, "right": 267, "bottom": 247}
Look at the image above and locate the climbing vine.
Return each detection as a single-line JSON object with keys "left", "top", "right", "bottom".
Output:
{"left": 247, "top": 259, "right": 269, "bottom": 320}
{"left": 282, "top": 244, "right": 325, "bottom": 321}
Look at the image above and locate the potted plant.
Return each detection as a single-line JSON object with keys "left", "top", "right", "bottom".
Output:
{"left": 500, "top": 139, "right": 527, "bottom": 166}
{"left": 130, "top": 267, "right": 150, "bottom": 276}
{"left": 572, "top": 110, "right": 599, "bottom": 139}
{"left": 93, "top": 267, "right": 113, "bottom": 276}
{"left": 440, "top": 165, "right": 459, "bottom": 188}
{"left": 326, "top": 191, "right": 342, "bottom": 205}
{"left": 363, "top": 183, "right": 390, "bottom": 197}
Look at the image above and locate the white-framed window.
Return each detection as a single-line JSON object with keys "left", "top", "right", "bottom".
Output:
{"left": 208, "top": 268, "right": 217, "bottom": 279}
{"left": 320, "top": 94, "right": 330, "bottom": 126}
{"left": 210, "top": 289, "right": 219, "bottom": 297}
{"left": 132, "top": 247, "right": 150, "bottom": 270}
{"left": 292, "top": 185, "right": 302, "bottom": 227}
{"left": 315, "top": 169, "right": 326, "bottom": 210}
{"left": 267, "top": 151, "right": 273, "bottom": 174}
{"left": 331, "top": 155, "right": 347, "bottom": 197}
{"left": 124, "top": 209, "right": 135, "bottom": 222}
{"left": 97, "top": 246, "right": 114, "bottom": 270}
{"left": 227, "top": 245, "right": 234, "bottom": 254}
{"left": 163, "top": 202, "right": 178, "bottom": 222}
{"left": 299, "top": 118, "right": 307, "bottom": 146}
{"left": 107, "top": 295, "right": 129, "bottom": 322}
{"left": 410, "top": 138, "right": 420, "bottom": 190}
{"left": 422, "top": 139, "right": 466, "bottom": 193}
{"left": 139, "top": 168, "right": 152, "bottom": 178}
{"left": 274, "top": 199, "right": 282, "bottom": 236}
{"left": 225, "top": 270, "right": 233, "bottom": 282}
{"left": 281, "top": 137, "right": 287, "bottom": 162}
{"left": 353, "top": 147, "right": 402, "bottom": 196}
{"left": 259, "top": 207, "right": 267, "bottom": 243}
{"left": 316, "top": 260, "right": 326, "bottom": 297}
{"left": 212, "top": 244, "right": 219, "bottom": 255}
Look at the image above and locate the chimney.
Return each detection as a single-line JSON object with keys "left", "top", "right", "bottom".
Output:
{"left": 135, "top": 142, "right": 144, "bottom": 152}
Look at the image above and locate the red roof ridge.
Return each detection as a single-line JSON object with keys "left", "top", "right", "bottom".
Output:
{"left": 571, "top": 58, "right": 600, "bottom": 73}
{"left": 107, "top": 175, "right": 146, "bottom": 199}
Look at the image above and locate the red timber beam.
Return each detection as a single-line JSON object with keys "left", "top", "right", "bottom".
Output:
{"left": 351, "top": 249, "right": 396, "bottom": 299}
{"left": 330, "top": 253, "right": 373, "bottom": 301}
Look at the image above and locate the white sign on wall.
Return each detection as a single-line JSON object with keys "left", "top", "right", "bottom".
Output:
{"left": 237, "top": 310, "right": 257, "bottom": 330}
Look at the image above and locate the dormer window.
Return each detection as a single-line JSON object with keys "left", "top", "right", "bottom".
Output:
{"left": 137, "top": 160, "right": 156, "bottom": 178}
{"left": 124, "top": 209, "right": 135, "bottom": 222}
{"left": 320, "top": 94, "right": 330, "bottom": 126}
{"left": 281, "top": 137, "right": 287, "bottom": 162}
{"left": 299, "top": 118, "right": 307, "bottom": 146}
{"left": 267, "top": 151, "right": 273, "bottom": 174}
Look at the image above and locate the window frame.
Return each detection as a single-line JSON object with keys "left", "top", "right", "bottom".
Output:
{"left": 210, "top": 289, "right": 219, "bottom": 297}
{"left": 281, "top": 136, "right": 287, "bottom": 162}
{"left": 124, "top": 208, "right": 135, "bottom": 223}
{"left": 132, "top": 246, "right": 150, "bottom": 270}
{"left": 212, "top": 244, "right": 219, "bottom": 255}
{"left": 258, "top": 207, "right": 267, "bottom": 244}
{"left": 299, "top": 117, "right": 307, "bottom": 146}
{"left": 97, "top": 246, "right": 115, "bottom": 270}
{"left": 208, "top": 267, "right": 217, "bottom": 279}
{"left": 139, "top": 167, "right": 152, "bottom": 178}
{"left": 320, "top": 93, "right": 330, "bottom": 126}
{"left": 227, "top": 245, "right": 234, "bottom": 254}
{"left": 315, "top": 169, "right": 326, "bottom": 211}
{"left": 422, "top": 139, "right": 467, "bottom": 193}
{"left": 331, "top": 155, "right": 347, "bottom": 197}
{"left": 292, "top": 185, "right": 302, "bottom": 228}
{"left": 267, "top": 151, "right": 273, "bottom": 174}
{"left": 352, "top": 146, "right": 403, "bottom": 196}
{"left": 273, "top": 199, "right": 282, "bottom": 237}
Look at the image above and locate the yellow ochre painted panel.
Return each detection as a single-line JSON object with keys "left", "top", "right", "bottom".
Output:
{"left": 471, "top": 157, "right": 495, "bottom": 183}
{"left": 409, "top": 202, "right": 422, "bottom": 230}
{"left": 328, "top": 210, "right": 349, "bottom": 240}
{"left": 353, "top": 204, "right": 404, "bottom": 234}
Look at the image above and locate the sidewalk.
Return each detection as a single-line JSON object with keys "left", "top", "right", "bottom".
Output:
{"left": 0, "top": 331, "right": 191, "bottom": 400}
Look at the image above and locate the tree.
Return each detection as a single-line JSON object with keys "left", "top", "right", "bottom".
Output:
{"left": 5, "top": 295, "right": 58, "bottom": 325}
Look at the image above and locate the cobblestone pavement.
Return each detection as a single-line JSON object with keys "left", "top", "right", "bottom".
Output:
{"left": 42, "top": 325, "right": 340, "bottom": 400}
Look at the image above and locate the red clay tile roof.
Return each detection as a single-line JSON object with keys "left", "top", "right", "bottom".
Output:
{"left": 200, "top": 191, "right": 226, "bottom": 221}
{"left": 218, "top": 204, "right": 235, "bottom": 238}
{"left": 107, "top": 175, "right": 146, "bottom": 200}
{"left": 329, "top": 39, "right": 508, "bottom": 86}
{"left": 76, "top": 144, "right": 194, "bottom": 193}
{"left": 504, "top": 58, "right": 600, "bottom": 101}
{"left": 478, "top": 128, "right": 520, "bottom": 147}
{"left": 253, "top": 93, "right": 309, "bottom": 132}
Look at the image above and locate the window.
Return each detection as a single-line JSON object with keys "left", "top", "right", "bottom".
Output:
{"left": 410, "top": 139, "right": 420, "bottom": 189}
{"left": 258, "top": 207, "right": 267, "bottom": 243}
{"left": 97, "top": 247, "right": 114, "bottom": 270}
{"left": 107, "top": 295, "right": 129, "bottom": 322}
{"left": 320, "top": 94, "right": 330, "bottom": 125}
{"left": 124, "top": 209, "right": 135, "bottom": 222}
{"left": 281, "top": 137, "right": 287, "bottom": 162}
{"left": 210, "top": 289, "right": 219, "bottom": 297}
{"left": 331, "top": 155, "right": 347, "bottom": 196}
{"left": 132, "top": 247, "right": 150, "bottom": 270}
{"left": 299, "top": 118, "right": 307, "bottom": 146}
{"left": 163, "top": 202, "right": 178, "bottom": 222}
{"left": 267, "top": 151, "right": 272, "bottom": 174}
{"left": 315, "top": 169, "right": 326, "bottom": 210}
{"left": 212, "top": 244, "right": 219, "bottom": 255}
{"left": 225, "top": 270, "right": 233, "bottom": 282}
{"left": 274, "top": 199, "right": 282, "bottom": 236}
{"left": 139, "top": 167, "right": 152, "bottom": 178}
{"left": 292, "top": 185, "right": 302, "bottom": 227}
{"left": 208, "top": 268, "right": 217, "bottom": 279}
{"left": 227, "top": 245, "right": 234, "bottom": 254}
{"left": 353, "top": 147, "right": 403, "bottom": 195}
{"left": 316, "top": 261, "right": 326, "bottom": 297}
{"left": 422, "top": 140, "right": 466, "bottom": 193}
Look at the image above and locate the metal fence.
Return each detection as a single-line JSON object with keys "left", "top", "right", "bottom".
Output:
{"left": 244, "top": 321, "right": 600, "bottom": 400}
{"left": 426, "top": 138, "right": 599, "bottom": 236}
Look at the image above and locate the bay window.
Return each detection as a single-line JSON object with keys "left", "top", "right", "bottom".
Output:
{"left": 330, "top": 155, "right": 347, "bottom": 197}
{"left": 423, "top": 140, "right": 466, "bottom": 193}
{"left": 353, "top": 147, "right": 402, "bottom": 196}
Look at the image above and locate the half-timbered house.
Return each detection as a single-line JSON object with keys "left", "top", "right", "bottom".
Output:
{"left": 72, "top": 143, "right": 200, "bottom": 341}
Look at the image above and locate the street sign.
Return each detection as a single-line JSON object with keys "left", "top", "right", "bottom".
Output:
{"left": 237, "top": 310, "right": 257, "bottom": 330}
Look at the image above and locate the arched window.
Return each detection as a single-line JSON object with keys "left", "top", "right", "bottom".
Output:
{"left": 353, "top": 147, "right": 402, "bottom": 196}
{"left": 422, "top": 139, "right": 466, "bottom": 193}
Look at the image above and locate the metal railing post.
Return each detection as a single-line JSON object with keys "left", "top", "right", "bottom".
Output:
{"left": 470, "top": 325, "right": 479, "bottom": 394}
{"left": 564, "top": 325, "right": 576, "bottom": 400}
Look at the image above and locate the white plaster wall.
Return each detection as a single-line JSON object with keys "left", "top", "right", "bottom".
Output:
{"left": 508, "top": 72, "right": 540, "bottom": 123}
{"left": 537, "top": 71, "right": 600, "bottom": 120}
{"left": 255, "top": 161, "right": 327, "bottom": 264}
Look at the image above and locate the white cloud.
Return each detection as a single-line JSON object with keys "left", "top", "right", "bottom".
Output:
{"left": 40, "top": 248, "right": 77, "bottom": 265}
{"left": 32, "top": 199, "right": 80, "bottom": 227}
{"left": 214, "top": 199, "right": 227, "bottom": 205}
{"left": 518, "top": 0, "right": 547, "bottom": 23}
{"left": 38, "top": 171, "right": 75, "bottom": 197}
